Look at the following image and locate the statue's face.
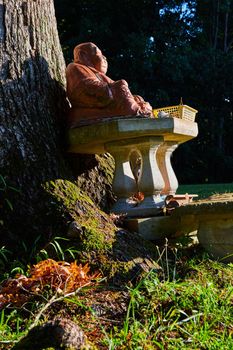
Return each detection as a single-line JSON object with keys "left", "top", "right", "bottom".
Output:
{"left": 91, "top": 46, "right": 108, "bottom": 74}
{"left": 74, "top": 43, "right": 108, "bottom": 74}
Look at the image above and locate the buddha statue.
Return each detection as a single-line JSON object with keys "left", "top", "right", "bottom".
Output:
{"left": 66, "top": 42, "right": 153, "bottom": 127}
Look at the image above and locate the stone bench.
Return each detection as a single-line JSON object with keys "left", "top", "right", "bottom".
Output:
{"left": 68, "top": 116, "right": 198, "bottom": 217}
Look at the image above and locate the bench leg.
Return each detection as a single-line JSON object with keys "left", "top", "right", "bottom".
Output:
{"left": 156, "top": 142, "right": 178, "bottom": 195}
{"left": 106, "top": 142, "right": 137, "bottom": 213}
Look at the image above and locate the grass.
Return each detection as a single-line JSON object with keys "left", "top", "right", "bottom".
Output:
{"left": 0, "top": 309, "right": 29, "bottom": 347}
{"left": 103, "top": 248, "right": 233, "bottom": 350}
{"left": 1, "top": 245, "right": 232, "bottom": 350}
{"left": 0, "top": 183, "right": 233, "bottom": 349}
{"left": 177, "top": 182, "right": 233, "bottom": 199}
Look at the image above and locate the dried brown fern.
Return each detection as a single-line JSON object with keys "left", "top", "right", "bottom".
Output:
{"left": 0, "top": 259, "right": 100, "bottom": 308}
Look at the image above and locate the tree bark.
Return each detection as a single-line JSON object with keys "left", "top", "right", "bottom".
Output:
{"left": 0, "top": 0, "right": 117, "bottom": 252}
{"left": 0, "top": 0, "right": 71, "bottom": 243}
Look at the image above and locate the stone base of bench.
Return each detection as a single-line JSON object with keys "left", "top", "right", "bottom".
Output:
{"left": 125, "top": 199, "right": 233, "bottom": 262}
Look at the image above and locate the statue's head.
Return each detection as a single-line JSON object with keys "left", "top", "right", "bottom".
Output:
{"left": 73, "top": 42, "right": 108, "bottom": 74}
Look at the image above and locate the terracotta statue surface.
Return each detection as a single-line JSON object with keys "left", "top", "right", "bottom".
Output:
{"left": 66, "top": 42, "right": 153, "bottom": 127}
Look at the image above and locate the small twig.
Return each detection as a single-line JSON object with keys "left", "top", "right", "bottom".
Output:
{"left": 17, "top": 284, "right": 48, "bottom": 303}
{"left": 156, "top": 245, "right": 166, "bottom": 280}
{"left": 28, "top": 282, "right": 92, "bottom": 331}
{"left": 94, "top": 316, "right": 122, "bottom": 324}
{"left": 172, "top": 248, "right": 178, "bottom": 282}
{"left": 0, "top": 340, "right": 18, "bottom": 344}
{"left": 177, "top": 312, "right": 203, "bottom": 325}
{"left": 165, "top": 238, "right": 169, "bottom": 280}
{"left": 28, "top": 294, "right": 57, "bottom": 331}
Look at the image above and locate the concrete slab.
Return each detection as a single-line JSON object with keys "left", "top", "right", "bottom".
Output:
{"left": 125, "top": 211, "right": 198, "bottom": 241}
{"left": 68, "top": 117, "right": 198, "bottom": 154}
{"left": 125, "top": 198, "right": 233, "bottom": 262}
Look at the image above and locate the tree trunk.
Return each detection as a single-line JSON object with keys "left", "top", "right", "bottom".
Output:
{"left": 0, "top": 0, "right": 71, "bottom": 244}
{"left": 0, "top": 0, "right": 115, "bottom": 248}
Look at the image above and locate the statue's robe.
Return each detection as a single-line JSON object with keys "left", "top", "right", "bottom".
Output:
{"left": 66, "top": 62, "right": 151, "bottom": 127}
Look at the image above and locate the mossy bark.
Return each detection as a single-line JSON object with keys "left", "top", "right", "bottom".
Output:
{"left": 44, "top": 179, "right": 160, "bottom": 284}
{"left": 67, "top": 153, "right": 116, "bottom": 212}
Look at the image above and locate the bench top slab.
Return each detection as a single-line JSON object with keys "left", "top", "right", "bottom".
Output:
{"left": 68, "top": 117, "right": 198, "bottom": 154}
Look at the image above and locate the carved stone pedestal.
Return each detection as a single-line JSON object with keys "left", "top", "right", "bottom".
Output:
{"left": 106, "top": 136, "right": 166, "bottom": 216}
{"left": 68, "top": 117, "right": 198, "bottom": 217}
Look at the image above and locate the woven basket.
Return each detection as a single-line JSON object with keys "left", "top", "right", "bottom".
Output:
{"left": 153, "top": 104, "right": 198, "bottom": 122}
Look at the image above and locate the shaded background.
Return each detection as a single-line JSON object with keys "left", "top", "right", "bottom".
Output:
{"left": 54, "top": 0, "right": 233, "bottom": 184}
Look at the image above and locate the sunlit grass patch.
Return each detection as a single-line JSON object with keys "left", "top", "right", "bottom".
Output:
{"left": 106, "top": 256, "right": 233, "bottom": 349}
{"left": 0, "top": 309, "right": 29, "bottom": 349}
{"left": 177, "top": 182, "right": 233, "bottom": 199}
